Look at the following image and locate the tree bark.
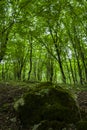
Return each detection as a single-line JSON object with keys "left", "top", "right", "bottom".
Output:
{"left": 54, "top": 43, "right": 66, "bottom": 83}
{"left": 28, "top": 36, "right": 32, "bottom": 80}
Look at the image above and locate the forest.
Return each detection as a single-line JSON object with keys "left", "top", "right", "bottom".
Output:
{"left": 0, "top": 0, "right": 87, "bottom": 130}
{"left": 0, "top": 0, "right": 87, "bottom": 84}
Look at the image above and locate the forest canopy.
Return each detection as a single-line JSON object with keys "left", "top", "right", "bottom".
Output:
{"left": 0, "top": 0, "right": 87, "bottom": 84}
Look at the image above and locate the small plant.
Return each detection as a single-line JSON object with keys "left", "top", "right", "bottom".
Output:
{"left": 76, "top": 120, "right": 87, "bottom": 130}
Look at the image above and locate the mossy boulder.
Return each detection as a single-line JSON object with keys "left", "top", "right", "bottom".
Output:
{"left": 14, "top": 83, "right": 80, "bottom": 128}
{"left": 32, "top": 120, "right": 67, "bottom": 130}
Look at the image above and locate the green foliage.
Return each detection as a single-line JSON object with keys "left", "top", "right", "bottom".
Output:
{"left": 76, "top": 121, "right": 87, "bottom": 130}
{"left": 0, "top": 0, "right": 87, "bottom": 84}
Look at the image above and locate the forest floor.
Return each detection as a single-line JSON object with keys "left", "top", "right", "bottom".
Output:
{"left": 0, "top": 81, "right": 87, "bottom": 130}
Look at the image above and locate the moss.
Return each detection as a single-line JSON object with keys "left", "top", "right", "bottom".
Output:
{"left": 14, "top": 82, "right": 80, "bottom": 128}
{"left": 76, "top": 121, "right": 87, "bottom": 130}
{"left": 35, "top": 120, "right": 67, "bottom": 130}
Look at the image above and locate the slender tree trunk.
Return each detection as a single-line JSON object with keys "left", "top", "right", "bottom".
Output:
{"left": 0, "top": 32, "right": 9, "bottom": 62}
{"left": 46, "top": 53, "right": 54, "bottom": 82}
{"left": 64, "top": 49, "right": 71, "bottom": 84}
{"left": 74, "top": 58, "right": 78, "bottom": 84}
{"left": 48, "top": 24, "right": 66, "bottom": 83}
{"left": 2, "top": 63, "right": 5, "bottom": 80}
{"left": 37, "top": 63, "right": 42, "bottom": 81}
{"left": 69, "top": 59, "right": 76, "bottom": 84}
{"left": 17, "top": 62, "right": 23, "bottom": 80}
{"left": 17, "top": 69, "right": 22, "bottom": 80}
{"left": 54, "top": 43, "right": 66, "bottom": 83}
{"left": 73, "top": 44, "right": 83, "bottom": 84}
{"left": 33, "top": 61, "right": 37, "bottom": 80}
{"left": 28, "top": 37, "right": 32, "bottom": 80}
{"left": 76, "top": 38, "right": 87, "bottom": 82}
{"left": 22, "top": 66, "right": 26, "bottom": 81}
{"left": 65, "top": 58, "right": 71, "bottom": 84}
{"left": 64, "top": 22, "right": 83, "bottom": 84}
{"left": 73, "top": 48, "right": 82, "bottom": 84}
{"left": 50, "top": 60, "right": 53, "bottom": 82}
{"left": 66, "top": 27, "right": 83, "bottom": 84}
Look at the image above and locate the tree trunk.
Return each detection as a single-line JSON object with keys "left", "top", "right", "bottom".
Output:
{"left": 54, "top": 43, "right": 66, "bottom": 83}
{"left": 69, "top": 59, "right": 75, "bottom": 84}
{"left": 0, "top": 32, "right": 9, "bottom": 62}
{"left": 28, "top": 37, "right": 32, "bottom": 80}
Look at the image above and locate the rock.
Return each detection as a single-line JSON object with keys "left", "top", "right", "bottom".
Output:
{"left": 32, "top": 120, "right": 67, "bottom": 130}
{"left": 14, "top": 83, "right": 80, "bottom": 129}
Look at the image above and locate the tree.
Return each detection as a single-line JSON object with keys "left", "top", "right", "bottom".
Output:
{"left": 0, "top": 0, "right": 87, "bottom": 84}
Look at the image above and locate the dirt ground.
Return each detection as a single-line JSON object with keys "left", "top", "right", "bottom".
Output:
{"left": 0, "top": 82, "right": 28, "bottom": 130}
{"left": 0, "top": 82, "right": 87, "bottom": 130}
